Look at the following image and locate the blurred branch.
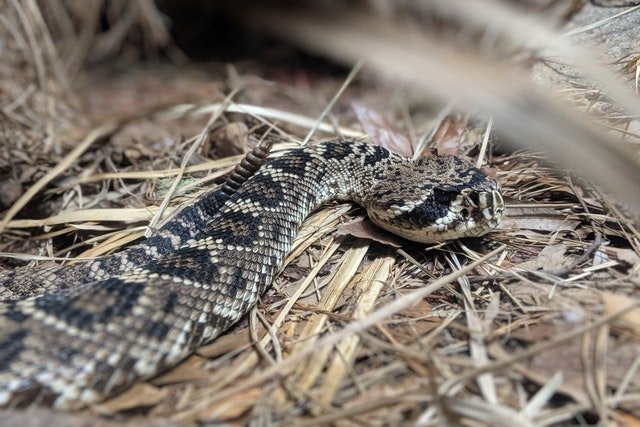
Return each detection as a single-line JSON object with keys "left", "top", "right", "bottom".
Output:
{"left": 237, "top": 1, "right": 640, "bottom": 210}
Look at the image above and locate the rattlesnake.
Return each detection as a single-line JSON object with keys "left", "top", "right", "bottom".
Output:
{"left": 0, "top": 140, "right": 504, "bottom": 409}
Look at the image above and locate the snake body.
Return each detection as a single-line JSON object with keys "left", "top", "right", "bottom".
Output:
{"left": 0, "top": 141, "right": 503, "bottom": 409}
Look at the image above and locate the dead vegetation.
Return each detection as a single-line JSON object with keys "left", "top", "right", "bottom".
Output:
{"left": 0, "top": 1, "right": 639, "bottom": 426}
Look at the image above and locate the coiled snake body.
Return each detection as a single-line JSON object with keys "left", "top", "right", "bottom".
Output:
{"left": 0, "top": 141, "right": 504, "bottom": 409}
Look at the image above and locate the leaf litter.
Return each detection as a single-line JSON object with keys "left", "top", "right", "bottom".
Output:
{"left": 0, "top": 1, "right": 639, "bottom": 426}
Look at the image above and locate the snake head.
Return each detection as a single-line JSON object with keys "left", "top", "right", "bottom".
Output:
{"left": 363, "top": 156, "right": 505, "bottom": 243}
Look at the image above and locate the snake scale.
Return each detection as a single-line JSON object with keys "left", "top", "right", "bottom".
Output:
{"left": 0, "top": 140, "right": 504, "bottom": 409}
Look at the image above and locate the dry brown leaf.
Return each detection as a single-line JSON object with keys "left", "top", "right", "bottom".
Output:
{"left": 506, "top": 281, "right": 554, "bottom": 306}
{"left": 607, "top": 247, "right": 640, "bottom": 266}
{"left": 0, "top": 180, "right": 22, "bottom": 208}
{"left": 516, "top": 243, "right": 568, "bottom": 271}
{"left": 206, "top": 122, "right": 250, "bottom": 159}
{"left": 196, "top": 325, "right": 260, "bottom": 359}
{"left": 607, "top": 343, "right": 640, "bottom": 387}
{"left": 526, "top": 334, "right": 640, "bottom": 406}
{"left": 527, "top": 340, "right": 588, "bottom": 384}
{"left": 617, "top": 411, "right": 640, "bottom": 427}
{"left": 509, "top": 322, "right": 557, "bottom": 343}
{"left": 340, "top": 377, "right": 421, "bottom": 423}
{"left": 481, "top": 166, "right": 500, "bottom": 179}
{"left": 390, "top": 320, "right": 441, "bottom": 344}
{"left": 111, "top": 120, "right": 174, "bottom": 158}
{"left": 388, "top": 293, "right": 442, "bottom": 342}
{"left": 151, "top": 355, "right": 209, "bottom": 386}
{"left": 352, "top": 101, "right": 413, "bottom": 156}
{"left": 194, "top": 387, "right": 262, "bottom": 422}
{"left": 602, "top": 292, "right": 640, "bottom": 336}
{"left": 498, "top": 212, "right": 580, "bottom": 234}
{"left": 403, "top": 298, "right": 434, "bottom": 318}
{"left": 93, "top": 383, "right": 167, "bottom": 414}
{"left": 432, "top": 114, "right": 467, "bottom": 156}
{"left": 335, "top": 217, "right": 403, "bottom": 248}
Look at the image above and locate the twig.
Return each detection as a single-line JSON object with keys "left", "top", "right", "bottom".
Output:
{"left": 302, "top": 59, "right": 364, "bottom": 145}
{"left": 476, "top": 118, "right": 493, "bottom": 168}
{"left": 545, "top": 175, "right": 602, "bottom": 277}
{"left": 563, "top": 5, "right": 640, "bottom": 37}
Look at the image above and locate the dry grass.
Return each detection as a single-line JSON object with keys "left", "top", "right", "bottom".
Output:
{"left": 1, "top": 1, "right": 639, "bottom": 426}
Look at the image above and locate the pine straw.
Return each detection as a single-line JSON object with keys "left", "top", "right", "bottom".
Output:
{"left": 1, "top": 97, "right": 639, "bottom": 425}
{"left": 1, "top": 1, "right": 639, "bottom": 427}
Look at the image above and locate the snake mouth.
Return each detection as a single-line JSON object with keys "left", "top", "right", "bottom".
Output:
{"left": 415, "top": 188, "right": 504, "bottom": 243}
{"left": 451, "top": 188, "right": 504, "bottom": 224}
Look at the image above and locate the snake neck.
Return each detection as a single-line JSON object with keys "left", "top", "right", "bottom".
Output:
{"left": 260, "top": 141, "right": 402, "bottom": 212}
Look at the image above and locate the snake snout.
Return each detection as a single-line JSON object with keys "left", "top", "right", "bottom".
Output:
{"left": 449, "top": 188, "right": 504, "bottom": 238}
{"left": 477, "top": 189, "right": 504, "bottom": 221}
{"left": 453, "top": 188, "right": 503, "bottom": 221}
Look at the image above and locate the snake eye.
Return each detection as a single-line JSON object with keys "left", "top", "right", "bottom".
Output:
{"left": 434, "top": 187, "right": 458, "bottom": 205}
